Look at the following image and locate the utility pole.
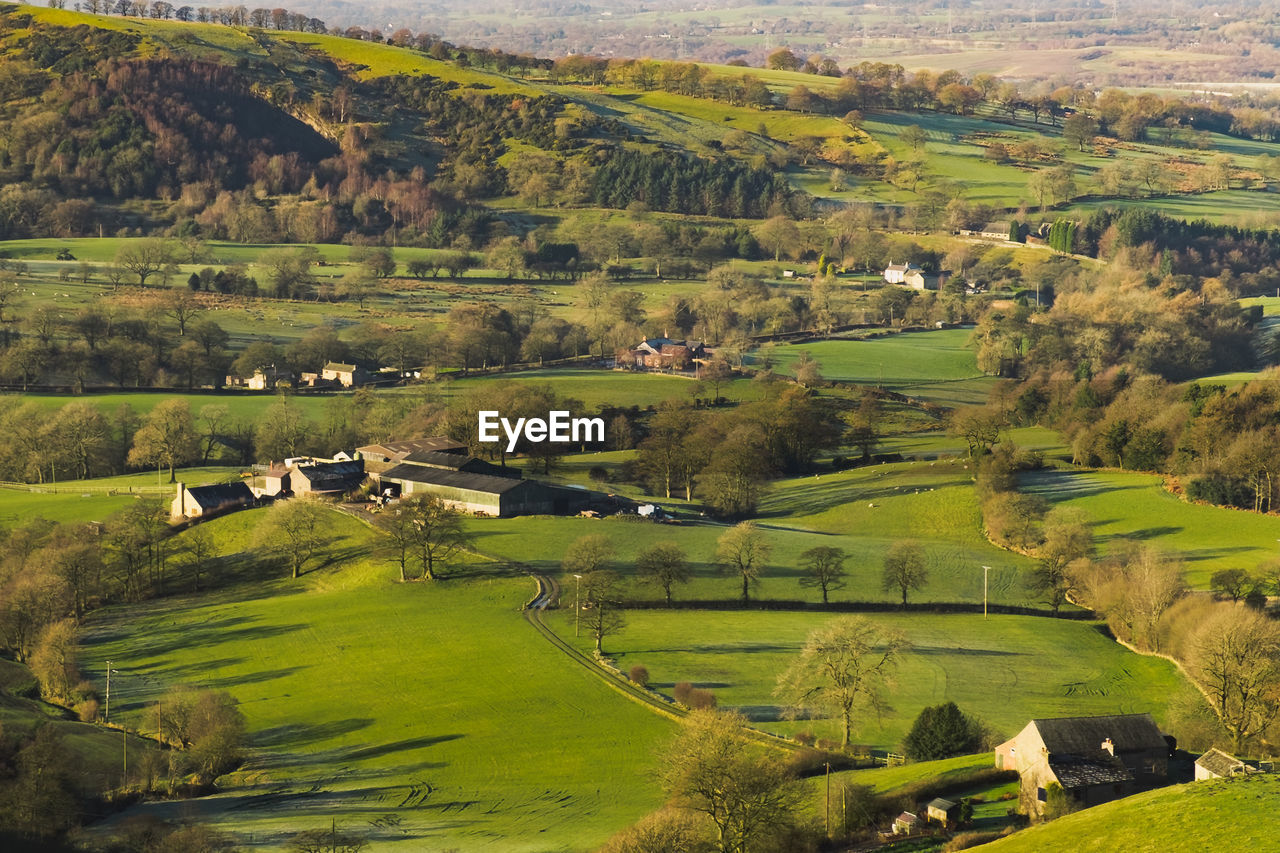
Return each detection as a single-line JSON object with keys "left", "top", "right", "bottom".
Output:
{"left": 573, "top": 574, "right": 583, "bottom": 638}
{"left": 982, "top": 565, "right": 991, "bottom": 618}
{"left": 105, "top": 660, "right": 112, "bottom": 721}
{"left": 825, "top": 761, "right": 831, "bottom": 837}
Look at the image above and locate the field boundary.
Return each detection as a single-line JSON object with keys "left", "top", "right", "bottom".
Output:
{"left": 522, "top": 572, "right": 803, "bottom": 753}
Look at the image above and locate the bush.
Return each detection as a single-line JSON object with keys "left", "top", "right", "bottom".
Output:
{"left": 672, "top": 681, "right": 692, "bottom": 705}
{"left": 687, "top": 688, "right": 717, "bottom": 710}
{"left": 903, "top": 701, "right": 984, "bottom": 760}
{"left": 628, "top": 665, "right": 649, "bottom": 687}
{"left": 76, "top": 697, "right": 100, "bottom": 722}
{"left": 943, "top": 831, "right": 1007, "bottom": 852}
{"left": 793, "top": 731, "right": 815, "bottom": 747}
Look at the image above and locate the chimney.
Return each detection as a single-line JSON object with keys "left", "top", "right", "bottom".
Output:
{"left": 176, "top": 482, "right": 186, "bottom": 517}
{"left": 1101, "top": 738, "right": 1115, "bottom": 756}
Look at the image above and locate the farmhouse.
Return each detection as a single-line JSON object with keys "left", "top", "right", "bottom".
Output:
{"left": 1195, "top": 748, "right": 1250, "bottom": 781}
{"left": 321, "top": 362, "right": 373, "bottom": 387}
{"left": 882, "top": 261, "right": 921, "bottom": 284}
{"left": 237, "top": 365, "right": 293, "bottom": 390}
{"left": 994, "top": 713, "right": 1170, "bottom": 816}
{"left": 288, "top": 459, "right": 366, "bottom": 496}
{"left": 619, "top": 337, "right": 708, "bottom": 370}
{"left": 903, "top": 268, "right": 951, "bottom": 291}
{"left": 171, "top": 481, "right": 255, "bottom": 520}
{"left": 959, "top": 221, "right": 1015, "bottom": 241}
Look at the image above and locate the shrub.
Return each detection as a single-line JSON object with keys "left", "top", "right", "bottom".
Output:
{"left": 687, "top": 688, "right": 717, "bottom": 710}
{"left": 673, "top": 682, "right": 693, "bottom": 705}
{"left": 76, "top": 697, "right": 100, "bottom": 722}
{"left": 589, "top": 465, "right": 609, "bottom": 482}
{"left": 943, "top": 831, "right": 1007, "bottom": 852}
{"left": 628, "top": 665, "right": 649, "bottom": 687}
{"left": 793, "top": 731, "right": 816, "bottom": 747}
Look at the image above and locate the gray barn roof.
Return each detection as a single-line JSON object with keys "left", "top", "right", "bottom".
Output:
{"left": 1033, "top": 713, "right": 1166, "bottom": 755}
{"left": 381, "top": 464, "right": 533, "bottom": 496}
{"left": 1196, "top": 748, "right": 1246, "bottom": 778}
{"left": 186, "top": 481, "right": 254, "bottom": 508}
{"left": 1049, "top": 754, "right": 1133, "bottom": 788}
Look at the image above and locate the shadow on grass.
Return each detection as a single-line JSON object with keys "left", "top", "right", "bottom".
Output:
{"left": 343, "top": 733, "right": 465, "bottom": 763}
{"left": 253, "top": 717, "right": 375, "bottom": 749}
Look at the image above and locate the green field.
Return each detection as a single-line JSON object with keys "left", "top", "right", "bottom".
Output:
{"left": 443, "top": 368, "right": 763, "bottom": 410}
{"left": 79, "top": 507, "right": 674, "bottom": 851}
{"left": 545, "top": 609, "right": 1196, "bottom": 750}
{"left": 470, "top": 458, "right": 1037, "bottom": 606}
{"left": 1022, "top": 468, "right": 1280, "bottom": 588}
{"left": 763, "top": 328, "right": 981, "bottom": 383}
{"left": 981, "top": 774, "right": 1280, "bottom": 852}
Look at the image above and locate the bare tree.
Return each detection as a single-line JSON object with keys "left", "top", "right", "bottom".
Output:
{"left": 636, "top": 541, "right": 691, "bottom": 606}
{"left": 377, "top": 494, "right": 470, "bottom": 581}
{"left": 882, "top": 540, "right": 928, "bottom": 608}
{"left": 580, "top": 569, "right": 625, "bottom": 655}
{"left": 798, "top": 546, "right": 847, "bottom": 604}
{"left": 715, "top": 522, "right": 771, "bottom": 604}
{"left": 775, "top": 615, "right": 906, "bottom": 747}
{"left": 115, "top": 238, "right": 176, "bottom": 286}
{"left": 255, "top": 499, "right": 327, "bottom": 579}
{"left": 127, "top": 399, "right": 199, "bottom": 483}
{"left": 1189, "top": 605, "right": 1280, "bottom": 753}
{"left": 659, "top": 709, "right": 804, "bottom": 853}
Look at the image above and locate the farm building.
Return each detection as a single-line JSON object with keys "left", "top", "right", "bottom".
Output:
{"left": 321, "top": 362, "right": 373, "bottom": 387}
{"left": 994, "top": 713, "right": 1170, "bottom": 816}
{"left": 233, "top": 365, "right": 293, "bottom": 390}
{"left": 903, "top": 269, "right": 951, "bottom": 291}
{"left": 1195, "top": 748, "right": 1250, "bottom": 781}
{"left": 925, "top": 797, "right": 959, "bottom": 826}
{"left": 356, "top": 438, "right": 467, "bottom": 473}
{"left": 618, "top": 337, "right": 708, "bottom": 370}
{"left": 171, "top": 481, "right": 255, "bottom": 520}
{"left": 882, "top": 261, "right": 921, "bottom": 284}
{"left": 288, "top": 459, "right": 366, "bottom": 496}
{"left": 378, "top": 464, "right": 576, "bottom": 516}
{"left": 891, "top": 812, "right": 919, "bottom": 835}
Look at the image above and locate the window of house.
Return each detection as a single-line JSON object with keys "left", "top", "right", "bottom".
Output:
{"left": 1037, "top": 787, "right": 1047, "bottom": 802}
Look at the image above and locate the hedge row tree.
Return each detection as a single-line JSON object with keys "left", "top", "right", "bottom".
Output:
{"left": 881, "top": 541, "right": 928, "bottom": 608}
{"left": 1188, "top": 605, "right": 1280, "bottom": 753}
{"left": 126, "top": 398, "right": 199, "bottom": 483}
{"left": 580, "top": 568, "right": 626, "bottom": 656}
{"left": 1029, "top": 507, "right": 1094, "bottom": 615}
{"left": 798, "top": 545, "right": 847, "bottom": 604}
{"left": 775, "top": 615, "right": 906, "bottom": 748}
{"left": 715, "top": 522, "right": 771, "bottom": 605}
{"left": 659, "top": 709, "right": 805, "bottom": 853}
{"left": 636, "top": 541, "right": 692, "bottom": 606}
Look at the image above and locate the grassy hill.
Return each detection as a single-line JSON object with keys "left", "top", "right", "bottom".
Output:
{"left": 77, "top": 507, "right": 674, "bottom": 851}
{"left": 1022, "top": 468, "right": 1280, "bottom": 588}
{"left": 980, "top": 773, "right": 1280, "bottom": 852}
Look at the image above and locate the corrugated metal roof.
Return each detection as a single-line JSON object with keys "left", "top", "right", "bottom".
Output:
{"left": 381, "top": 464, "right": 532, "bottom": 495}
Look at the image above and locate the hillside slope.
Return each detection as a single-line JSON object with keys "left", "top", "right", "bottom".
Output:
{"left": 980, "top": 774, "right": 1280, "bottom": 852}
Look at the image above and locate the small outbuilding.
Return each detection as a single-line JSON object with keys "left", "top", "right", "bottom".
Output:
{"left": 1195, "top": 748, "right": 1249, "bottom": 781}
{"left": 925, "top": 797, "right": 959, "bottom": 826}
{"left": 288, "top": 460, "right": 366, "bottom": 496}
{"left": 171, "top": 481, "right": 255, "bottom": 520}
{"left": 892, "top": 811, "right": 919, "bottom": 835}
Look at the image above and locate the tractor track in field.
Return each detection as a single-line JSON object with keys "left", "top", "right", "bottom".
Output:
{"left": 519, "top": 569, "right": 801, "bottom": 752}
